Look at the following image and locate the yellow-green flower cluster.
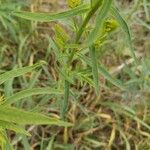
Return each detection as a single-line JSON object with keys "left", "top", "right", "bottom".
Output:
{"left": 67, "top": 0, "right": 81, "bottom": 8}
{"left": 95, "top": 19, "right": 118, "bottom": 48}
{"left": 53, "top": 24, "right": 69, "bottom": 50}
{"left": 103, "top": 19, "right": 118, "bottom": 33}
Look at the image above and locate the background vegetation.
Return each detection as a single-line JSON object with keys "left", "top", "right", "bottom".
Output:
{"left": 0, "top": 0, "right": 150, "bottom": 149}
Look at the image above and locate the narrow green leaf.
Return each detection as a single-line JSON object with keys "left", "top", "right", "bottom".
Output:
{"left": 111, "top": 7, "right": 137, "bottom": 63}
{"left": 87, "top": 0, "right": 112, "bottom": 46}
{"left": 89, "top": 45, "right": 99, "bottom": 93}
{"left": 64, "top": 44, "right": 82, "bottom": 49}
{"left": 76, "top": 70, "right": 95, "bottom": 87}
{"left": 57, "top": 67, "right": 74, "bottom": 84}
{"left": 2, "top": 88, "right": 62, "bottom": 106}
{"left": 0, "top": 120, "right": 30, "bottom": 136}
{"left": 98, "top": 64, "right": 125, "bottom": 90}
{"left": 61, "top": 80, "right": 70, "bottom": 120}
{"left": 0, "top": 130, "right": 7, "bottom": 145}
{"left": 0, "top": 107, "right": 72, "bottom": 127}
{"left": 12, "top": 4, "right": 90, "bottom": 22}
{"left": 0, "top": 61, "right": 45, "bottom": 85}
{"left": 78, "top": 53, "right": 125, "bottom": 90}
{"left": 21, "top": 135, "right": 31, "bottom": 150}
{"left": 1, "top": 130, "right": 14, "bottom": 150}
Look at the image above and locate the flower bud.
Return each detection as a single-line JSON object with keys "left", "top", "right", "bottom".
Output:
{"left": 103, "top": 19, "right": 118, "bottom": 33}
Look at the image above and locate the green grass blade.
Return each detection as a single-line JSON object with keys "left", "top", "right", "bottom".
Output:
{"left": 87, "top": 0, "right": 112, "bottom": 46}
{"left": 0, "top": 120, "right": 30, "bottom": 136}
{"left": 2, "top": 88, "right": 62, "bottom": 106}
{"left": 57, "top": 67, "right": 74, "bottom": 84}
{"left": 89, "top": 45, "right": 99, "bottom": 94}
{"left": 78, "top": 53, "right": 125, "bottom": 90}
{"left": 98, "top": 64, "right": 125, "bottom": 90}
{"left": 12, "top": 4, "right": 90, "bottom": 22}
{"left": 21, "top": 135, "right": 31, "bottom": 150}
{"left": 0, "top": 106, "right": 72, "bottom": 127}
{"left": 0, "top": 130, "right": 7, "bottom": 147}
{"left": 0, "top": 130, "right": 13, "bottom": 150}
{"left": 0, "top": 61, "right": 45, "bottom": 85}
{"left": 61, "top": 80, "right": 70, "bottom": 120}
{"left": 75, "top": 70, "right": 95, "bottom": 87}
{"left": 111, "top": 7, "right": 137, "bottom": 63}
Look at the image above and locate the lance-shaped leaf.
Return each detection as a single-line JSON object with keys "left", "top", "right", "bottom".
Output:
{"left": 89, "top": 45, "right": 99, "bottom": 94}
{"left": 78, "top": 53, "right": 125, "bottom": 90}
{"left": 0, "top": 120, "right": 30, "bottom": 136}
{"left": 2, "top": 88, "right": 63, "bottom": 106}
{"left": 0, "top": 61, "right": 45, "bottom": 85}
{"left": 12, "top": 4, "right": 90, "bottom": 22}
{"left": 0, "top": 106, "right": 72, "bottom": 127}
{"left": 111, "top": 7, "right": 137, "bottom": 63}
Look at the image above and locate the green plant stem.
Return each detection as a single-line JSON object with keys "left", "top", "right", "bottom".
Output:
{"left": 62, "top": 1, "right": 102, "bottom": 120}
{"left": 75, "top": 1, "right": 102, "bottom": 43}
{"left": 68, "top": 0, "right": 102, "bottom": 64}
